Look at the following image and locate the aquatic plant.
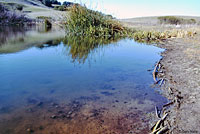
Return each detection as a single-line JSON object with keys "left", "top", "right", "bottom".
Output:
{"left": 65, "top": 5, "right": 131, "bottom": 37}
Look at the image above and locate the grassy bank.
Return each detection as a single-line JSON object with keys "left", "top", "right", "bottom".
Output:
{"left": 133, "top": 30, "right": 197, "bottom": 44}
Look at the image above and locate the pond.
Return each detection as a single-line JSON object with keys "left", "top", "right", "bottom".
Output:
{"left": 0, "top": 26, "right": 167, "bottom": 134}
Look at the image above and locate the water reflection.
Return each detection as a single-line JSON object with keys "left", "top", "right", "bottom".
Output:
{"left": 63, "top": 35, "right": 124, "bottom": 63}
{"left": 0, "top": 26, "right": 65, "bottom": 54}
{"left": 0, "top": 26, "right": 26, "bottom": 46}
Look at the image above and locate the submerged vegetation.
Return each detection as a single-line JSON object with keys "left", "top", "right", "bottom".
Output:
{"left": 65, "top": 5, "right": 133, "bottom": 37}
{"left": 158, "top": 16, "right": 196, "bottom": 25}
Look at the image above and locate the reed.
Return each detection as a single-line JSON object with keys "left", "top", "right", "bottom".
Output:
{"left": 65, "top": 5, "right": 132, "bottom": 37}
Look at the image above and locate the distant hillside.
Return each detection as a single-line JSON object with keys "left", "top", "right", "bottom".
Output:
{"left": 0, "top": 0, "right": 66, "bottom": 20}
{"left": 121, "top": 16, "right": 200, "bottom": 25}
{"left": 0, "top": 0, "right": 46, "bottom": 7}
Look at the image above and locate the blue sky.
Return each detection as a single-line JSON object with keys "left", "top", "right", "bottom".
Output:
{"left": 58, "top": 0, "right": 200, "bottom": 19}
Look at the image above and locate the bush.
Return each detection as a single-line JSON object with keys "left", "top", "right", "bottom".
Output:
{"left": 36, "top": 16, "right": 52, "bottom": 20}
{"left": 54, "top": 5, "right": 68, "bottom": 11}
{"left": 16, "top": 5, "right": 23, "bottom": 11}
{"left": 44, "top": 19, "right": 52, "bottom": 28}
{"left": 158, "top": 16, "right": 197, "bottom": 25}
{"left": 65, "top": 5, "right": 130, "bottom": 37}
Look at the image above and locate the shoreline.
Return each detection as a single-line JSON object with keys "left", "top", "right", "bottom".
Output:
{"left": 150, "top": 29, "right": 200, "bottom": 133}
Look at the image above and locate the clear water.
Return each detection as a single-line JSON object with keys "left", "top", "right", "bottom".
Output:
{"left": 0, "top": 27, "right": 167, "bottom": 134}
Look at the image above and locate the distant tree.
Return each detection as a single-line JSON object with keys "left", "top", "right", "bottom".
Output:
{"left": 16, "top": 5, "right": 23, "bottom": 11}
{"left": 63, "top": 1, "right": 73, "bottom": 6}
{"left": 42, "top": 0, "right": 52, "bottom": 7}
{"left": 51, "top": 0, "right": 61, "bottom": 5}
{"left": 41, "top": 0, "right": 61, "bottom": 7}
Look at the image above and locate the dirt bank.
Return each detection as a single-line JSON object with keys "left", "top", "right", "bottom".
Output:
{"left": 121, "top": 16, "right": 200, "bottom": 133}
{"left": 156, "top": 33, "right": 200, "bottom": 133}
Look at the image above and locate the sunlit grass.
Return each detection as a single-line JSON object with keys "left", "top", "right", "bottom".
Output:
{"left": 65, "top": 5, "right": 133, "bottom": 37}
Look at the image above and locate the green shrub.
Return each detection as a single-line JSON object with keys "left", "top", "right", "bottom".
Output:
{"left": 65, "top": 5, "right": 131, "bottom": 37}
{"left": 158, "top": 16, "right": 183, "bottom": 25}
{"left": 54, "top": 5, "right": 68, "bottom": 11}
{"left": 44, "top": 19, "right": 52, "bottom": 28}
{"left": 158, "top": 16, "right": 197, "bottom": 25}
{"left": 16, "top": 5, "right": 23, "bottom": 11}
{"left": 36, "top": 16, "right": 52, "bottom": 20}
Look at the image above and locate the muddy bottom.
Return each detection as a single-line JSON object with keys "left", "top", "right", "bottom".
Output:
{"left": 0, "top": 95, "right": 151, "bottom": 134}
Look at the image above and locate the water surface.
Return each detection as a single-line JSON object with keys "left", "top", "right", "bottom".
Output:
{"left": 0, "top": 27, "right": 167, "bottom": 134}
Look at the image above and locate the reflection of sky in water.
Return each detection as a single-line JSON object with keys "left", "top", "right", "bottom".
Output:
{"left": 0, "top": 38, "right": 166, "bottom": 109}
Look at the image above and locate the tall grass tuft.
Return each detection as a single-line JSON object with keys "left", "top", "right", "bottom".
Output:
{"left": 65, "top": 5, "right": 131, "bottom": 37}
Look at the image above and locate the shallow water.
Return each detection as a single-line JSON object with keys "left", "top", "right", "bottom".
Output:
{"left": 0, "top": 27, "right": 167, "bottom": 134}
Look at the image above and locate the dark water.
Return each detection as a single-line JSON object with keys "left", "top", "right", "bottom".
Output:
{"left": 0, "top": 27, "right": 167, "bottom": 134}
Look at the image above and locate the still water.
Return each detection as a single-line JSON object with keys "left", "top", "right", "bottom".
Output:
{"left": 0, "top": 27, "right": 167, "bottom": 134}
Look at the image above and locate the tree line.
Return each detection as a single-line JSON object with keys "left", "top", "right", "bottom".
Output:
{"left": 38, "top": 0, "right": 74, "bottom": 7}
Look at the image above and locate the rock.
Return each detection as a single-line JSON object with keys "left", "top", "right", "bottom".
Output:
{"left": 26, "top": 128, "right": 34, "bottom": 133}
{"left": 50, "top": 115, "right": 57, "bottom": 119}
{"left": 112, "top": 88, "right": 116, "bottom": 90}
{"left": 58, "top": 110, "right": 63, "bottom": 114}
{"left": 37, "top": 102, "right": 43, "bottom": 106}
{"left": 39, "top": 126, "right": 44, "bottom": 130}
{"left": 68, "top": 111, "right": 72, "bottom": 115}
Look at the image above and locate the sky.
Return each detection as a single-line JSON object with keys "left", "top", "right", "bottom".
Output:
{"left": 58, "top": 0, "right": 200, "bottom": 19}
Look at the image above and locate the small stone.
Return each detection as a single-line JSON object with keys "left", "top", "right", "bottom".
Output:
{"left": 68, "top": 111, "right": 72, "bottom": 115}
{"left": 58, "top": 110, "right": 63, "bottom": 114}
{"left": 71, "top": 113, "right": 76, "bottom": 118}
{"left": 66, "top": 114, "right": 71, "bottom": 118}
{"left": 50, "top": 115, "right": 57, "bottom": 119}
{"left": 26, "top": 128, "right": 34, "bottom": 133}
{"left": 37, "top": 102, "right": 43, "bottom": 106}
{"left": 39, "top": 126, "right": 44, "bottom": 130}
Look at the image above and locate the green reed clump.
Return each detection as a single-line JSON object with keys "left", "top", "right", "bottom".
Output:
{"left": 65, "top": 5, "right": 131, "bottom": 37}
